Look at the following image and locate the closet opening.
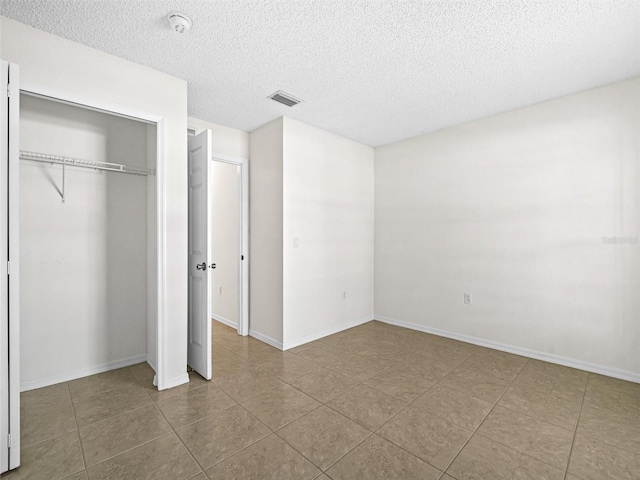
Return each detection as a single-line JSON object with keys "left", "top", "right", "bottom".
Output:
{"left": 18, "top": 92, "right": 161, "bottom": 392}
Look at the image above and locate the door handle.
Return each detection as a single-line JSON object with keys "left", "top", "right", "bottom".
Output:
{"left": 196, "top": 262, "right": 206, "bottom": 270}
{"left": 210, "top": 263, "right": 216, "bottom": 269}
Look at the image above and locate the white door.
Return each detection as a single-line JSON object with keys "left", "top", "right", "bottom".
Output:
{"left": 1, "top": 60, "right": 20, "bottom": 473}
{"left": 187, "top": 130, "right": 212, "bottom": 380}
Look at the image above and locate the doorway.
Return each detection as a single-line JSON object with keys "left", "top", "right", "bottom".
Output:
{"left": 210, "top": 155, "right": 249, "bottom": 337}
{"left": 186, "top": 128, "right": 248, "bottom": 380}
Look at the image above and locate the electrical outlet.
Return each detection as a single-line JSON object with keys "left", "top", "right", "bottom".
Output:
{"left": 342, "top": 291, "right": 346, "bottom": 299}
{"left": 293, "top": 237, "right": 300, "bottom": 248}
{"left": 464, "top": 293, "right": 472, "bottom": 305}
{"left": 218, "top": 286, "right": 222, "bottom": 295}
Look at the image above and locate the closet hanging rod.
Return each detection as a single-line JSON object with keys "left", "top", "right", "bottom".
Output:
{"left": 19, "top": 150, "right": 155, "bottom": 176}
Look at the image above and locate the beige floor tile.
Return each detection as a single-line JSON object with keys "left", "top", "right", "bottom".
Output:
{"left": 128, "top": 362, "right": 156, "bottom": 385}
{"left": 377, "top": 404, "right": 472, "bottom": 470}
{"left": 418, "top": 341, "right": 476, "bottom": 365}
{"left": 20, "top": 384, "right": 76, "bottom": 448}
{"left": 232, "top": 340, "right": 285, "bottom": 364}
{"left": 583, "top": 378, "right": 640, "bottom": 420}
{"left": 577, "top": 405, "right": 640, "bottom": 454}
{"left": 156, "top": 383, "right": 236, "bottom": 429}
{"left": 187, "top": 474, "right": 206, "bottom": 480}
{"left": 211, "top": 355, "right": 254, "bottom": 381}
{"left": 354, "top": 344, "right": 410, "bottom": 366}
{"left": 399, "top": 354, "right": 457, "bottom": 383}
{"left": 15, "top": 321, "right": 640, "bottom": 480}
{"left": 20, "top": 382, "right": 70, "bottom": 404}
{"left": 287, "top": 343, "right": 314, "bottom": 354}
{"left": 319, "top": 333, "right": 370, "bottom": 352}
{"left": 431, "top": 337, "right": 483, "bottom": 357}
{"left": 250, "top": 353, "right": 320, "bottom": 382}
{"left": 296, "top": 343, "right": 353, "bottom": 366}
{"left": 72, "top": 383, "right": 151, "bottom": 427}
{"left": 437, "top": 367, "right": 509, "bottom": 403}
{"left": 567, "top": 434, "right": 640, "bottom": 480}
{"left": 327, "top": 384, "right": 407, "bottom": 430}
{"left": 79, "top": 404, "right": 172, "bottom": 466}
{"left": 363, "top": 367, "right": 434, "bottom": 403}
{"left": 326, "top": 354, "right": 388, "bottom": 382}
{"left": 176, "top": 404, "right": 270, "bottom": 469}
{"left": 498, "top": 379, "right": 582, "bottom": 430}
{"left": 242, "top": 384, "right": 321, "bottom": 430}
{"left": 516, "top": 361, "right": 587, "bottom": 401}
{"left": 240, "top": 346, "right": 286, "bottom": 365}
{"left": 214, "top": 370, "right": 285, "bottom": 403}
{"left": 326, "top": 434, "right": 441, "bottom": 480}
{"left": 587, "top": 373, "right": 640, "bottom": 398}
{"left": 138, "top": 369, "right": 211, "bottom": 403}
{"left": 476, "top": 406, "right": 574, "bottom": 470}
{"left": 68, "top": 367, "right": 140, "bottom": 399}
{"left": 412, "top": 384, "right": 493, "bottom": 430}
{"left": 204, "top": 434, "right": 321, "bottom": 479}
{"left": 276, "top": 406, "right": 370, "bottom": 471}
{"left": 289, "top": 367, "right": 356, "bottom": 403}
{"left": 86, "top": 433, "right": 200, "bottom": 480}
{"left": 447, "top": 434, "right": 564, "bottom": 480}
{"left": 61, "top": 472, "right": 87, "bottom": 480}
{"left": 1, "top": 431, "right": 84, "bottom": 480}
{"left": 456, "top": 353, "right": 526, "bottom": 383}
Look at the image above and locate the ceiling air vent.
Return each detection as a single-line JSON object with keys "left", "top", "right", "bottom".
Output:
{"left": 269, "top": 91, "right": 302, "bottom": 107}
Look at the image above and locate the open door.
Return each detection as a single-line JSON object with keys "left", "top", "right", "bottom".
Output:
{"left": 187, "top": 130, "right": 212, "bottom": 380}
{"left": 1, "top": 60, "right": 20, "bottom": 473}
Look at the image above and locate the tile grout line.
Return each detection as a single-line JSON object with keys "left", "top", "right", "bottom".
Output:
{"left": 209, "top": 323, "right": 628, "bottom": 479}
{"left": 129, "top": 364, "right": 206, "bottom": 477}
{"left": 277, "top": 338, "right": 478, "bottom": 476}
{"left": 435, "top": 357, "right": 531, "bottom": 478}
{"left": 563, "top": 372, "right": 589, "bottom": 480}
{"left": 66, "top": 380, "right": 90, "bottom": 477}
{"left": 149, "top": 401, "right": 206, "bottom": 477}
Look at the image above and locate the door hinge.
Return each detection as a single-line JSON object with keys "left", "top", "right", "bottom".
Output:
{"left": 7, "top": 434, "right": 11, "bottom": 448}
{"left": 7, "top": 83, "right": 10, "bottom": 98}
{"left": 7, "top": 261, "right": 9, "bottom": 275}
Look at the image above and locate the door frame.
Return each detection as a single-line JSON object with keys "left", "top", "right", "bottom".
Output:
{"left": 10, "top": 79, "right": 171, "bottom": 389}
{"left": 1, "top": 60, "right": 20, "bottom": 473}
{"left": 210, "top": 153, "right": 249, "bottom": 337}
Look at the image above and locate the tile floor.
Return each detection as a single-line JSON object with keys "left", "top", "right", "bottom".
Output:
{"left": 2, "top": 320, "right": 639, "bottom": 479}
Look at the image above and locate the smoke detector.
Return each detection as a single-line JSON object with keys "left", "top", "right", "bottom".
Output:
{"left": 167, "top": 12, "right": 192, "bottom": 33}
{"left": 269, "top": 91, "right": 302, "bottom": 107}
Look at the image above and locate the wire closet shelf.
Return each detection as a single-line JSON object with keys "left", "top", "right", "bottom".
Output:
{"left": 19, "top": 150, "right": 155, "bottom": 176}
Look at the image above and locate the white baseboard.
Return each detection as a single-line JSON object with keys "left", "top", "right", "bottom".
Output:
{"left": 249, "top": 329, "right": 284, "bottom": 350}
{"left": 212, "top": 314, "right": 237, "bottom": 329}
{"left": 283, "top": 315, "right": 375, "bottom": 351}
{"left": 375, "top": 315, "right": 640, "bottom": 384}
{"left": 159, "top": 373, "right": 190, "bottom": 391}
{"left": 20, "top": 353, "right": 148, "bottom": 392}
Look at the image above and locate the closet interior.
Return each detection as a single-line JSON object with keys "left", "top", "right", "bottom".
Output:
{"left": 19, "top": 93, "right": 158, "bottom": 391}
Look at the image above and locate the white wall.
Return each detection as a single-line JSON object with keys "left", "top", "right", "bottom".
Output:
{"left": 19, "top": 95, "right": 151, "bottom": 388}
{"left": 375, "top": 78, "right": 640, "bottom": 379}
{"left": 249, "top": 118, "right": 284, "bottom": 345}
{"left": 1, "top": 17, "right": 189, "bottom": 389}
{"left": 187, "top": 117, "right": 249, "bottom": 159}
{"left": 209, "top": 161, "right": 239, "bottom": 326}
{"left": 283, "top": 118, "right": 374, "bottom": 347}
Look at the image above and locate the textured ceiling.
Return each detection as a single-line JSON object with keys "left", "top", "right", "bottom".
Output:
{"left": 1, "top": 1, "right": 639, "bottom": 146}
